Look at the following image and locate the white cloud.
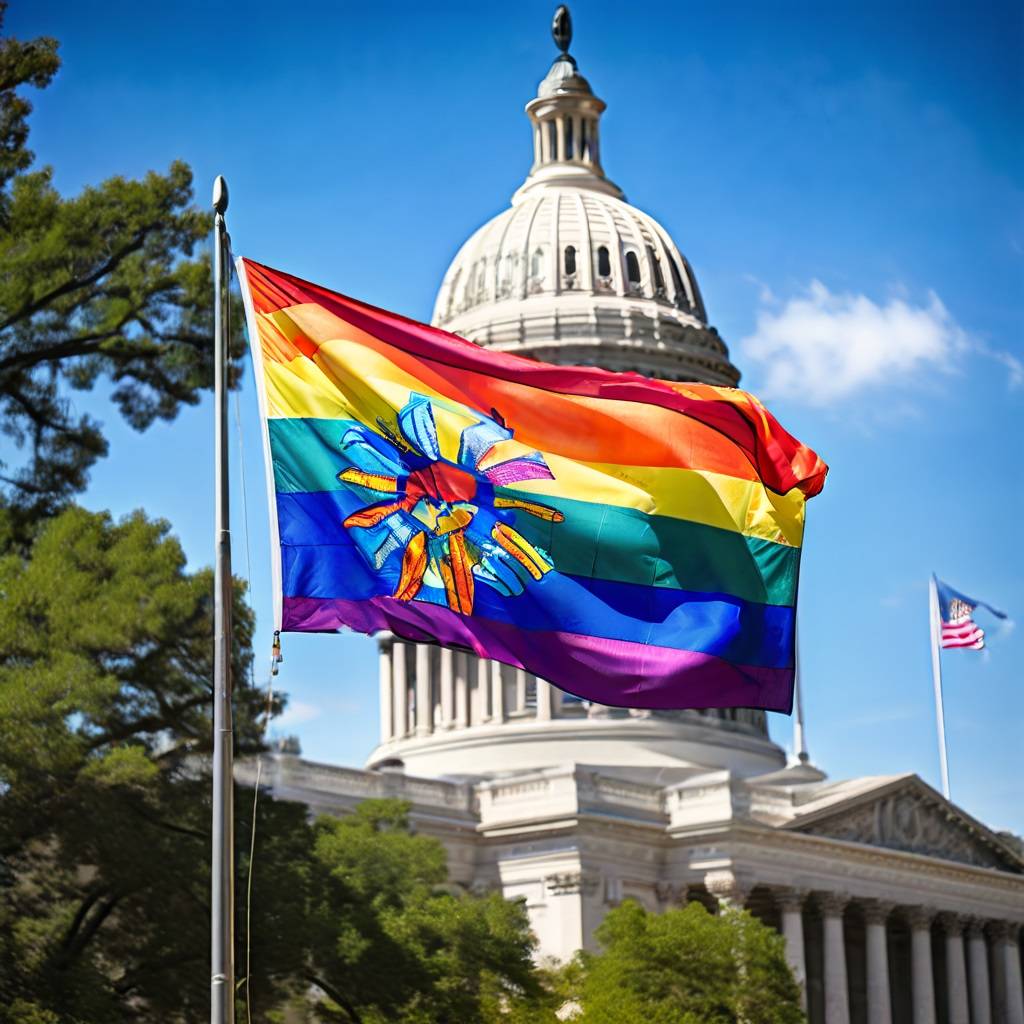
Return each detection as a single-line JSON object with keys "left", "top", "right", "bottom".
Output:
{"left": 274, "top": 700, "right": 322, "bottom": 729}
{"left": 739, "top": 281, "right": 978, "bottom": 404}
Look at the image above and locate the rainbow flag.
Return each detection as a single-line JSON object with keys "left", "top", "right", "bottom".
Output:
{"left": 238, "top": 259, "right": 827, "bottom": 712}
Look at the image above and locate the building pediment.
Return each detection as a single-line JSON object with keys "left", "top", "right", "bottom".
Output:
{"left": 787, "top": 778, "right": 1023, "bottom": 873}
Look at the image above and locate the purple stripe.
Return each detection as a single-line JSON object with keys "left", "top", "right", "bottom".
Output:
{"left": 283, "top": 595, "right": 794, "bottom": 713}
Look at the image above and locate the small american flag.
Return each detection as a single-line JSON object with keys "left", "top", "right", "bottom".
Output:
{"left": 934, "top": 576, "right": 1006, "bottom": 652}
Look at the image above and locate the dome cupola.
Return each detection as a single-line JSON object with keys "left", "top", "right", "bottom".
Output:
{"left": 517, "top": 5, "right": 622, "bottom": 201}
{"left": 432, "top": 5, "right": 740, "bottom": 386}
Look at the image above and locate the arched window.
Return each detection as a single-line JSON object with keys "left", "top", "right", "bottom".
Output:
{"left": 547, "top": 121, "right": 557, "bottom": 162}
{"left": 530, "top": 247, "right": 545, "bottom": 287}
{"left": 445, "top": 269, "right": 462, "bottom": 317}
{"left": 597, "top": 245, "right": 611, "bottom": 278}
{"left": 667, "top": 253, "right": 689, "bottom": 307}
{"left": 648, "top": 246, "right": 665, "bottom": 291}
{"left": 625, "top": 250, "right": 641, "bottom": 285}
{"left": 564, "top": 245, "right": 576, "bottom": 275}
{"left": 564, "top": 117, "right": 574, "bottom": 160}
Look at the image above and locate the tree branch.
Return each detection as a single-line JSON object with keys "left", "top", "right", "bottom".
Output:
{"left": 306, "top": 973, "right": 365, "bottom": 1024}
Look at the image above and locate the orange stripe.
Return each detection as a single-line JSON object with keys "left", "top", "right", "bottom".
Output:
{"left": 256, "top": 303, "right": 766, "bottom": 480}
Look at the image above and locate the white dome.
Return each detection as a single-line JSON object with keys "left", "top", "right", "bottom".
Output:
{"left": 431, "top": 38, "right": 740, "bottom": 386}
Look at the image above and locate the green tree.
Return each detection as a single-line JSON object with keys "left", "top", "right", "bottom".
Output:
{"left": 247, "top": 799, "right": 545, "bottom": 1024}
{"left": 571, "top": 900, "right": 805, "bottom": 1024}
{"left": 0, "top": 4, "right": 243, "bottom": 531}
{"left": 0, "top": 505, "right": 275, "bottom": 1022}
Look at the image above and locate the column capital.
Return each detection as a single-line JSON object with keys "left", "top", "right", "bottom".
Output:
{"left": 862, "top": 899, "right": 896, "bottom": 925}
{"left": 816, "top": 891, "right": 850, "bottom": 917}
{"left": 938, "top": 912, "right": 967, "bottom": 937}
{"left": 704, "top": 869, "right": 753, "bottom": 908}
{"left": 775, "top": 887, "right": 809, "bottom": 913}
{"left": 966, "top": 917, "right": 989, "bottom": 940}
{"left": 987, "top": 919, "right": 1022, "bottom": 943}
{"left": 905, "top": 905, "right": 937, "bottom": 931}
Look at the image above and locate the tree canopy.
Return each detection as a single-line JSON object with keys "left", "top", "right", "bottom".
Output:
{"left": 568, "top": 900, "right": 805, "bottom": 1024}
{"left": 0, "top": 3, "right": 243, "bottom": 530}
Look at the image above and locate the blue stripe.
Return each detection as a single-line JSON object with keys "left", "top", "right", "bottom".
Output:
{"left": 277, "top": 491, "right": 794, "bottom": 669}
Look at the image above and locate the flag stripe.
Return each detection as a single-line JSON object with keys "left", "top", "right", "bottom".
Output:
{"left": 267, "top": 416, "right": 807, "bottom": 547}
{"left": 279, "top": 540, "right": 794, "bottom": 669}
{"left": 277, "top": 488, "right": 799, "bottom": 607}
{"left": 281, "top": 594, "right": 796, "bottom": 712}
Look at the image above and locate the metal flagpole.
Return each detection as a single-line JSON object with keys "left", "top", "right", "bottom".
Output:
{"left": 928, "top": 573, "right": 951, "bottom": 800}
{"left": 792, "top": 615, "right": 809, "bottom": 764}
{"left": 211, "top": 175, "right": 236, "bottom": 1024}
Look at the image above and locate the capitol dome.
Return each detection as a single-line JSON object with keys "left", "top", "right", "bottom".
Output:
{"left": 367, "top": 7, "right": 778, "bottom": 782}
{"left": 432, "top": 13, "right": 740, "bottom": 386}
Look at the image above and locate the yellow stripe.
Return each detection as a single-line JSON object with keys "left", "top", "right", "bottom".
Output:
{"left": 259, "top": 325, "right": 805, "bottom": 546}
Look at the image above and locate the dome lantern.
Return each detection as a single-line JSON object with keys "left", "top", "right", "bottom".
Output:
{"left": 518, "top": 5, "right": 623, "bottom": 200}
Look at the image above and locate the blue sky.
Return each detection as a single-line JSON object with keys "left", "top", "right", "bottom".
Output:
{"left": 10, "top": 1, "right": 1023, "bottom": 832}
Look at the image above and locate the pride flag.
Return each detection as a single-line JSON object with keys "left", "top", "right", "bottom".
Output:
{"left": 238, "top": 259, "right": 827, "bottom": 712}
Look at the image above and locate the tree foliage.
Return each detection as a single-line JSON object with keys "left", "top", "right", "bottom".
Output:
{"left": 568, "top": 900, "right": 805, "bottom": 1024}
{"left": 0, "top": 4, "right": 243, "bottom": 529}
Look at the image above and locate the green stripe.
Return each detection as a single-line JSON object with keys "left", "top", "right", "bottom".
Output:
{"left": 503, "top": 490, "right": 798, "bottom": 607}
{"left": 268, "top": 417, "right": 798, "bottom": 606}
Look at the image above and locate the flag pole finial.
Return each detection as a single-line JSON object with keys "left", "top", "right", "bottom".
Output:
{"left": 212, "top": 175, "right": 229, "bottom": 216}
{"left": 552, "top": 5, "right": 572, "bottom": 55}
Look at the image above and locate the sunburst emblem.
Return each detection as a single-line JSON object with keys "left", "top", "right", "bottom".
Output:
{"left": 337, "top": 394, "right": 564, "bottom": 613}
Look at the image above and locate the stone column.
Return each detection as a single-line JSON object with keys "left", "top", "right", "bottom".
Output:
{"left": 535, "top": 676, "right": 552, "bottom": 721}
{"left": 454, "top": 652, "right": 469, "bottom": 728}
{"left": 862, "top": 900, "right": 893, "bottom": 1024}
{"left": 992, "top": 921, "right": 1024, "bottom": 1024}
{"left": 378, "top": 638, "right": 393, "bottom": 742}
{"left": 514, "top": 668, "right": 527, "bottom": 714}
{"left": 966, "top": 919, "right": 992, "bottom": 1024}
{"left": 704, "top": 869, "right": 751, "bottom": 909}
{"left": 908, "top": 907, "right": 936, "bottom": 1024}
{"left": 490, "top": 660, "right": 505, "bottom": 723}
{"left": 776, "top": 889, "right": 807, "bottom": 1011}
{"left": 477, "top": 657, "right": 491, "bottom": 722}
{"left": 939, "top": 914, "right": 969, "bottom": 1024}
{"left": 819, "top": 893, "right": 850, "bottom": 1024}
{"left": 439, "top": 648, "right": 454, "bottom": 729}
{"left": 392, "top": 642, "right": 408, "bottom": 737}
{"left": 414, "top": 644, "right": 432, "bottom": 736}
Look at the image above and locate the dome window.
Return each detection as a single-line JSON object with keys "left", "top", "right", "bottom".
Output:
{"left": 564, "top": 117, "right": 574, "bottom": 160}
{"left": 596, "top": 245, "right": 611, "bottom": 279}
{"left": 580, "top": 120, "right": 590, "bottom": 162}
{"left": 648, "top": 246, "right": 666, "bottom": 295}
{"left": 625, "top": 250, "right": 642, "bottom": 287}
{"left": 547, "top": 121, "right": 557, "bottom": 163}
{"left": 529, "top": 247, "right": 546, "bottom": 292}
{"left": 564, "top": 245, "right": 577, "bottom": 276}
{"left": 667, "top": 253, "right": 690, "bottom": 309}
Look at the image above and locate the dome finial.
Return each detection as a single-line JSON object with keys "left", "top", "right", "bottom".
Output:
{"left": 552, "top": 5, "right": 572, "bottom": 56}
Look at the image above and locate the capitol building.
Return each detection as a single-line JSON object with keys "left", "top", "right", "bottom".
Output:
{"left": 253, "top": 10, "right": 1024, "bottom": 1024}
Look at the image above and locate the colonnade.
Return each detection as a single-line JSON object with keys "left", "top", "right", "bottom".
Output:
{"left": 767, "top": 887, "right": 1023, "bottom": 1024}
{"left": 378, "top": 637, "right": 557, "bottom": 744}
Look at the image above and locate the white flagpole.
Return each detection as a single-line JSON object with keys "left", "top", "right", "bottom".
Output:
{"left": 792, "top": 615, "right": 809, "bottom": 764}
{"left": 929, "top": 574, "right": 951, "bottom": 800}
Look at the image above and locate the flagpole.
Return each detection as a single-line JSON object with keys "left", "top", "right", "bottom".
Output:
{"left": 928, "top": 573, "right": 951, "bottom": 800}
{"left": 792, "top": 615, "right": 809, "bottom": 764}
{"left": 211, "top": 175, "right": 235, "bottom": 1024}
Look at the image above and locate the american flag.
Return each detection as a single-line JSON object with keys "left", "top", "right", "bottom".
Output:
{"left": 934, "top": 576, "right": 1006, "bottom": 652}
{"left": 941, "top": 597, "right": 985, "bottom": 650}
